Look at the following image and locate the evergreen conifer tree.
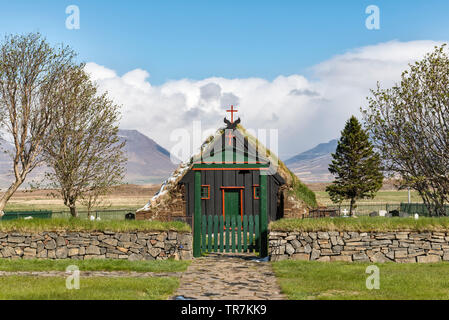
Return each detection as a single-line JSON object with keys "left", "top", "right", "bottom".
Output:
{"left": 326, "top": 116, "right": 383, "bottom": 216}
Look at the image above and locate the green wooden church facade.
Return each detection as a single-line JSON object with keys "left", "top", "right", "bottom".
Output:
{"left": 180, "top": 120, "right": 285, "bottom": 257}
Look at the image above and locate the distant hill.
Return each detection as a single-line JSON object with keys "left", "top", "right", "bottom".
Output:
{"left": 0, "top": 140, "right": 15, "bottom": 189}
{"left": 0, "top": 132, "right": 341, "bottom": 187}
{"left": 285, "top": 139, "right": 337, "bottom": 182}
{"left": 0, "top": 130, "right": 177, "bottom": 189}
{"left": 118, "top": 129, "right": 177, "bottom": 184}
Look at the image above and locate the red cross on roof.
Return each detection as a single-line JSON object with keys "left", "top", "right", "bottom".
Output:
{"left": 226, "top": 105, "right": 238, "bottom": 123}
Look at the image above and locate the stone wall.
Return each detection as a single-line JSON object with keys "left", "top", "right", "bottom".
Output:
{"left": 0, "top": 231, "right": 192, "bottom": 260}
{"left": 269, "top": 230, "right": 449, "bottom": 263}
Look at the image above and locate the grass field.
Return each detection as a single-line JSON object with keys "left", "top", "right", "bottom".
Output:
{"left": 0, "top": 259, "right": 190, "bottom": 272}
{"left": 3, "top": 199, "right": 146, "bottom": 211}
{"left": 2, "top": 184, "right": 159, "bottom": 212}
{"left": 1, "top": 184, "right": 423, "bottom": 212}
{"left": 273, "top": 260, "right": 449, "bottom": 300}
{"left": 0, "top": 275, "right": 178, "bottom": 300}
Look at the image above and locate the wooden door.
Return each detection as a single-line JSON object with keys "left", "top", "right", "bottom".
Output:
{"left": 224, "top": 189, "right": 240, "bottom": 220}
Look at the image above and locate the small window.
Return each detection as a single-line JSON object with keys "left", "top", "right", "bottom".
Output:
{"left": 253, "top": 185, "right": 260, "bottom": 199}
{"left": 201, "top": 185, "right": 210, "bottom": 199}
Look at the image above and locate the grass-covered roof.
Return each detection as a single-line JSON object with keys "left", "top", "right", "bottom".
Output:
{"left": 137, "top": 124, "right": 317, "bottom": 216}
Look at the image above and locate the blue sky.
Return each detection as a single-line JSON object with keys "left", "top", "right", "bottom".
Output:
{"left": 1, "top": 0, "right": 448, "bottom": 84}
{"left": 0, "top": 1, "right": 448, "bottom": 159}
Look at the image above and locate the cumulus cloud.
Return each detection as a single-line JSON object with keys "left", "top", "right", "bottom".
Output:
{"left": 85, "top": 62, "right": 117, "bottom": 81}
{"left": 84, "top": 40, "right": 445, "bottom": 161}
{"left": 289, "top": 89, "right": 320, "bottom": 97}
{"left": 220, "top": 92, "right": 240, "bottom": 107}
{"left": 199, "top": 83, "right": 221, "bottom": 101}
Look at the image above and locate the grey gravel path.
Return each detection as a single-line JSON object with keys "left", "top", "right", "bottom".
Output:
{"left": 172, "top": 253, "right": 286, "bottom": 300}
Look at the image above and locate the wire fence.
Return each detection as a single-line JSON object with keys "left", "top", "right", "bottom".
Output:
{"left": 313, "top": 203, "right": 449, "bottom": 217}
{"left": 0, "top": 207, "right": 196, "bottom": 224}
{"left": 399, "top": 203, "right": 449, "bottom": 217}
{"left": 325, "top": 203, "right": 401, "bottom": 216}
{"left": 2, "top": 203, "right": 448, "bottom": 222}
{"left": 1, "top": 210, "right": 53, "bottom": 221}
{"left": 50, "top": 209, "right": 136, "bottom": 220}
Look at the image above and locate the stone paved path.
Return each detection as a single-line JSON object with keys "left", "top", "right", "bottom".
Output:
{"left": 0, "top": 270, "right": 181, "bottom": 278}
{"left": 172, "top": 253, "right": 285, "bottom": 300}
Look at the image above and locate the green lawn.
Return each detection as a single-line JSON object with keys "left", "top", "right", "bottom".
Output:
{"left": 0, "top": 259, "right": 188, "bottom": 300}
{"left": 0, "top": 275, "right": 178, "bottom": 300}
{"left": 0, "top": 217, "right": 191, "bottom": 233}
{"left": 273, "top": 260, "right": 449, "bottom": 300}
{"left": 0, "top": 259, "right": 190, "bottom": 273}
{"left": 270, "top": 217, "right": 449, "bottom": 232}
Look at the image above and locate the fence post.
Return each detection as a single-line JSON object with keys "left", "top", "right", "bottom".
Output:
{"left": 259, "top": 173, "right": 268, "bottom": 258}
{"left": 193, "top": 170, "right": 202, "bottom": 257}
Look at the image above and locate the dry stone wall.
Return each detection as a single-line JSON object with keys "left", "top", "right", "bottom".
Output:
{"left": 0, "top": 231, "right": 192, "bottom": 261}
{"left": 269, "top": 230, "right": 449, "bottom": 263}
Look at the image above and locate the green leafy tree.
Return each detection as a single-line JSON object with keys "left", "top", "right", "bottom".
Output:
{"left": 326, "top": 116, "right": 383, "bottom": 216}
{"left": 362, "top": 45, "right": 449, "bottom": 216}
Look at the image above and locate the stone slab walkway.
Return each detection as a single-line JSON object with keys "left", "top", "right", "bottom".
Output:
{"left": 0, "top": 270, "right": 181, "bottom": 278}
{"left": 172, "top": 253, "right": 285, "bottom": 300}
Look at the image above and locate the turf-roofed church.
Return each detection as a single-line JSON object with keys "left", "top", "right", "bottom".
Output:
{"left": 136, "top": 106, "right": 316, "bottom": 224}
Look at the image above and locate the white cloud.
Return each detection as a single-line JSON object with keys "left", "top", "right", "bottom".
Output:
{"left": 84, "top": 40, "right": 446, "bottom": 161}
{"left": 84, "top": 62, "right": 116, "bottom": 81}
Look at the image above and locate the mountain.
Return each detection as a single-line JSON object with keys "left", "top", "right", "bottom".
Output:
{"left": 118, "top": 129, "right": 177, "bottom": 184}
{"left": 0, "top": 141, "right": 16, "bottom": 188}
{"left": 0, "top": 132, "right": 340, "bottom": 186}
{"left": 0, "top": 130, "right": 176, "bottom": 188}
{"left": 285, "top": 139, "right": 337, "bottom": 182}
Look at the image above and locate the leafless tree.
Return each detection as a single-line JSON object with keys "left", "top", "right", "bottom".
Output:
{"left": 0, "top": 33, "right": 76, "bottom": 215}
{"left": 43, "top": 66, "right": 126, "bottom": 217}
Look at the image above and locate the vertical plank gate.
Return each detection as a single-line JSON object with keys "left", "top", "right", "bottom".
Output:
{"left": 199, "top": 215, "right": 261, "bottom": 254}
{"left": 192, "top": 169, "right": 269, "bottom": 258}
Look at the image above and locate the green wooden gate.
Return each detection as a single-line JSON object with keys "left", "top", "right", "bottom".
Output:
{"left": 193, "top": 171, "right": 268, "bottom": 258}
{"left": 200, "top": 214, "right": 261, "bottom": 254}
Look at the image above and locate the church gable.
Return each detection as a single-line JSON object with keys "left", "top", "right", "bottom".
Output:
{"left": 193, "top": 128, "right": 270, "bottom": 165}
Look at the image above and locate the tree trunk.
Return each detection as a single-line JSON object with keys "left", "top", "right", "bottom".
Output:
{"left": 436, "top": 202, "right": 446, "bottom": 217}
{"left": 69, "top": 206, "right": 78, "bottom": 218}
{"left": 349, "top": 198, "right": 355, "bottom": 216}
{"left": 0, "top": 179, "right": 24, "bottom": 215}
{"left": 86, "top": 202, "right": 93, "bottom": 220}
